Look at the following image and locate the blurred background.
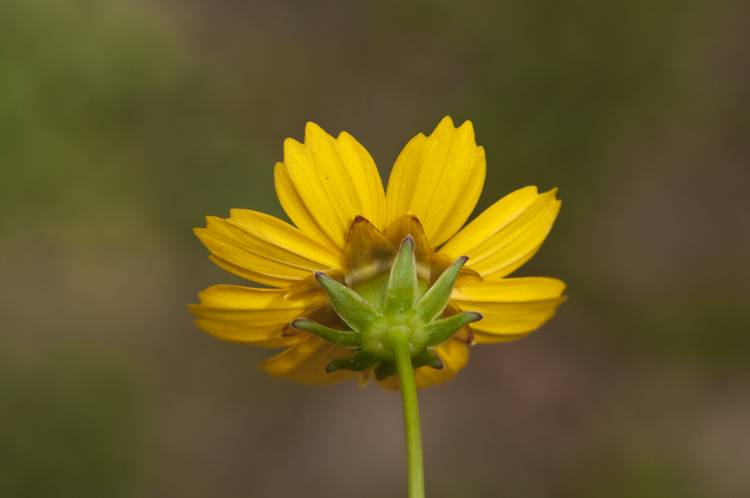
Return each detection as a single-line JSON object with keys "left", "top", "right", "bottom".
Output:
{"left": 1, "top": 0, "right": 749, "bottom": 496}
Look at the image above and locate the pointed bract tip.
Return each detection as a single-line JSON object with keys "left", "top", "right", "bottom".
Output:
{"left": 290, "top": 318, "right": 307, "bottom": 329}
{"left": 313, "top": 271, "right": 328, "bottom": 281}
{"left": 425, "top": 351, "right": 445, "bottom": 370}
{"left": 457, "top": 255, "right": 469, "bottom": 265}
{"left": 468, "top": 311, "right": 483, "bottom": 322}
{"left": 401, "top": 235, "right": 415, "bottom": 247}
{"left": 353, "top": 215, "right": 366, "bottom": 223}
{"left": 325, "top": 361, "right": 340, "bottom": 373}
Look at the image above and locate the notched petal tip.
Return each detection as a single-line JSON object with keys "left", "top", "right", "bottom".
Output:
{"left": 435, "top": 116, "right": 456, "bottom": 131}
{"left": 304, "top": 121, "right": 330, "bottom": 138}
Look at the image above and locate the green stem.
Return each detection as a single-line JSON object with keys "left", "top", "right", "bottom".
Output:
{"left": 390, "top": 332, "right": 425, "bottom": 498}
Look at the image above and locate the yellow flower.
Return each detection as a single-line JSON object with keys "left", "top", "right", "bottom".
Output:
{"left": 189, "top": 117, "right": 565, "bottom": 389}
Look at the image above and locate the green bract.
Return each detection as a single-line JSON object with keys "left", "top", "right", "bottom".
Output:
{"left": 292, "top": 236, "right": 483, "bottom": 381}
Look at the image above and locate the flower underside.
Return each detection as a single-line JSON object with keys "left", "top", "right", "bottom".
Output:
{"left": 290, "top": 215, "right": 483, "bottom": 381}
{"left": 189, "top": 116, "right": 567, "bottom": 390}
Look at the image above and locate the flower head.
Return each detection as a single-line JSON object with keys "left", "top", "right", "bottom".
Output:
{"left": 189, "top": 117, "right": 565, "bottom": 389}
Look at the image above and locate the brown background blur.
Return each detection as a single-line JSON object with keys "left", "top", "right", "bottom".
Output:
{"left": 1, "top": 0, "right": 749, "bottom": 497}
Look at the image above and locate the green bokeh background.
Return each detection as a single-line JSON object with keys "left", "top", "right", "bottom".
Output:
{"left": 1, "top": 1, "right": 749, "bottom": 496}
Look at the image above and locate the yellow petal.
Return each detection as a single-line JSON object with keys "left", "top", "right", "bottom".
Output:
{"left": 188, "top": 285, "right": 320, "bottom": 347}
{"left": 208, "top": 255, "right": 293, "bottom": 289}
{"left": 275, "top": 123, "right": 387, "bottom": 250}
{"left": 376, "top": 339, "right": 470, "bottom": 390}
{"left": 440, "top": 186, "right": 561, "bottom": 279}
{"left": 386, "top": 117, "right": 486, "bottom": 247}
{"left": 259, "top": 334, "right": 355, "bottom": 385}
{"left": 274, "top": 161, "right": 333, "bottom": 249}
{"left": 451, "top": 277, "right": 567, "bottom": 344}
{"left": 195, "top": 210, "right": 340, "bottom": 287}
{"left": 193, "top": 319, "right": 303, "bottom": 348}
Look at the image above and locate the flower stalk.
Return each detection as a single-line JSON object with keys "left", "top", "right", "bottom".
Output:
{"left": 388, "top": 329, "right": 424, "bottom": 498}
{"left": 294, "top": 235, "right": 484, "bottom": 497}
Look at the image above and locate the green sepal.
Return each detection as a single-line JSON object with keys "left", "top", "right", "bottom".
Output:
{"left": 355, "top": 272, "right": 389, "bottom": 311}
{"left": 410, "top": 349, "right": 444, "bottom": 370}
{"left": 374, "top": 349, "right": 445, "bottom": 380}
{"left": 423, "top": 311, "right": 483, "bottom": 348}
{"left": 383, "top": 236, "right": 417, "bottom": 316}
{"left": 291, "top": 318, "right": 362, "bottom": 349}
{"left": 415, "top": 255, "right": 468, "bottom": 323}
{"left": 327, "top": 349, "right": 383, "bottom": 372}
{"left": 315, "top": 272, "right": 381, "bottom": 333}
{"left": 301, "top": 240, "right": 484, "bottom": 379}
{"left": 375, "top": 361, "right": 397, "bottom": 381}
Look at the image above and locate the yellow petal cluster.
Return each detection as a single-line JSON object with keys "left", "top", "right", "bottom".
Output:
{"left": 189, "top": 117, "right": 565, "bottom": 389}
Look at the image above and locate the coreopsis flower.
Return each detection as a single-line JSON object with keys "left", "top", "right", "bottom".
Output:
{"left": 189, "top": 117, "right": 565, "bottom": 389}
